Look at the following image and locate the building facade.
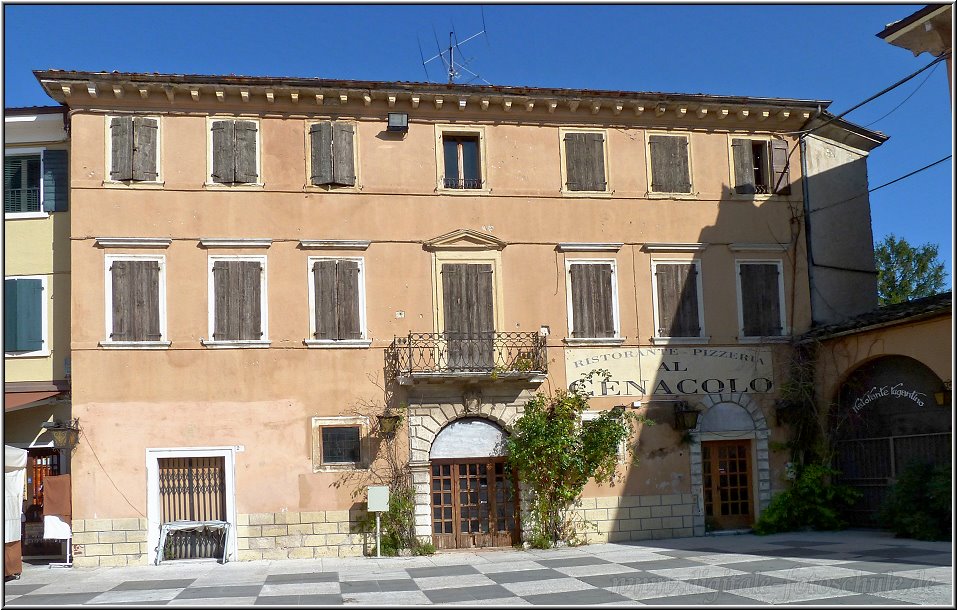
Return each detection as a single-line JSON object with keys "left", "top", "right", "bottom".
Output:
{"left": 4, "top": 105, "right": 72, "bottom": 559}
{"left": 33, "top": 70, "right": 885, "bottom": 566}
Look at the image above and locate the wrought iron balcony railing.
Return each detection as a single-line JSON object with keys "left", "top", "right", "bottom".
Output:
{"left": 386, "top": 332, "right": 547, "bottom": 383}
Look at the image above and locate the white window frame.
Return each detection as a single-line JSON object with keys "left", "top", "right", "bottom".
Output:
{"left": 305, "top": 256, "right": 371, "bottom": 348}
{"left": 205, "top": 116, "right": 263, "bottom": 188}
{"left": 644, "top": 130, "right": 696, "bottom": 199}
{"left": 103, "top": 114, "right": 164, "bottom": 187}
{"left": 650, "top": 258, "right": 707, "bottom": 345}
{"left": 581, "top": 410, "right": 628, "bottom": 462}
{"left": 145, "top": 446, "right": 238, "bottom": 564}
{"left": 312, "top": 415, "right": 370, "bottom": 472}
{"left": 203, "top": 254, "right": 269, "bottom": 348}
{"left": 433, "top": 124, "right": 489, "bottom": 194}
{"left": 735, "top": 259, "right": 789, "bottom": 341}
{"left": 100, "top": 254, "right": 170, "bottom": 349}
{"left": 304, "top": 119, "right": 361, "bottom": 191}
{"left": 3, "top": 148, "right": 48, "bottom": 219}
{"left": 558, "top": 127, "right": 611, "bottom": 196}
{"left": 3, "top": 274, "right": 49, "bottom": 358}
{"left": 564, "top": 258, "right": 624, "bottom": 345}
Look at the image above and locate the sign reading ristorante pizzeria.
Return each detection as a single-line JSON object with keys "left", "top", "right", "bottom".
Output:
{"left": 564, "top": 347, "right": 775, "bottom": 397}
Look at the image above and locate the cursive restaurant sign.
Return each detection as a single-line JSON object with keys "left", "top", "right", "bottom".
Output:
{"left": 564, "top": 346, "right": 775, "bottom": 397}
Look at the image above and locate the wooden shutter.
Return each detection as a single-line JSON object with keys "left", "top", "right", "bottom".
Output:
{"left": 239, "top": 261, "right": 262, "bottom": 340}
{"left": 332, "top": 122, "right": 356, "bottom": 186}
{"left": 110, "top": 116, "right": 133, "bottom": 181}
{"left": 314, "top": 260, "right": 338, "bottom": 339}
{"left": 41, "top": 149, "right": 69, "bottom": 212}
{"left": 336, "top": 260, "right": 361, "bottom": 339}
{"left": 111, "top": 261, "right": 133, "bottom": 341}
{"left": 442, "top": 264, "right": 466, "bottom": 335}
{"left": 132, "top": 117, "right": 159, "bottom": 182}
{"left": 656, "top": 263, "right": 700, "bottom": 337}
{"left": 4, "top": 278, "right": 43, "bottom": 352}
{"left": 310, "top": 122, "right": 334, "bottom": 186}
{"left": 649, "top": 135, "right": 691, "bottom": 193}
{"left": 212, "top": 261, "right": 231, "bottom": 340}
{"left": 740, "top": 263, "right": 782, "bottom": 336}
{"left": 584, "top": 133, "right": 606, "bottom": 191}
{"left": 468, "top": 264, "right": 495, "bottom": 334}
{"left": 570, "top": 264, "right": 614, "bottom": 338}
{"left": 234, "top": 121, "right": 259, "bottom": 184}
{"left": 770, "top": 139, "right": 791, "bottom": 195}
{"left": 564, "top": 133, "right": 586, "bottom": 191}
{"left": 731, "top": 138, "right": 756, "bottom": 195}
{"left": 210, "top": 120, "right": 235, "bottom": 183}
{"left": 126, "top": 260, "right": 162, "bottom": 341}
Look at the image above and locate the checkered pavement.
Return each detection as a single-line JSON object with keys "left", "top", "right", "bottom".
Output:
{"left": 4, "top": 531, "right": 952, "bottom": 605}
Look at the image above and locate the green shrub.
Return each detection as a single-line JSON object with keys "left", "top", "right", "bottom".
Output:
{"left": 753, "top": 463, "right": 861, "bottom": 535}
{"left": 880, "top": 462, "right": 952, "bottom": 541}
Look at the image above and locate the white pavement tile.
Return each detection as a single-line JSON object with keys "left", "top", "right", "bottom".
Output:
{"left": 644, "top": 565, "right": 749, "bottom": 580}
{"left": 168, "top": 596, "right": 259, "bottom": 605}
{"left": 873, "top": 584, "right": 954, "bottom": 605}
{"left": 474, "top": 560, "right": 548, "bottom": 574}
{"left": 733, "top": 582, "right": 857, "bottom": 604}
{"left": 86, "top": 588, "right": 185, "bottom": 604}
{"left": 611, "top": 580, "right": 715, "bottom": 601}
{"left": 500, "top": 576, "right": 596, "bottom": 597}
{"left": 590, "top": 551, "right": 674, "bottom": 564}
{"left": 684, "top": 552, "right": 776, "bottom": 565}
{"left": 762, "top": 565, "right": 875, "bottom": 582}
{"left": 553, "top": 563, "right": 637, "bottom": 577}
{"left": 340, "top": 590, "right": 432, "bottom": 605}
{"left": 414, "top": 574, "right": 498, "bottom": 590}
{"left": 258, "top": 582, "right": 341, "bottom": 595}
{"left": 445, "top": 597, "right": 533, "bottom": 605}
{"left": 338, "top": 569, "right": 412, "bottom": 581}
{"left": 887, "top": 566, "right": 953, "bottom": 584}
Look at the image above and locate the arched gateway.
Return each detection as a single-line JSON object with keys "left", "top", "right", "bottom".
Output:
{"left": 428, "top": 418, "right": 520, "bottom": 549}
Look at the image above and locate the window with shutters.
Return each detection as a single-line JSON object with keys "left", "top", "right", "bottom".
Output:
{"left": 102, "top": 255, "right": 168, "bottom": 348}
{"left": 565, "top": 260, "right": 621, "bottom": 342}
{"left": 306, "top": 257, "right": 370, "bottom": 347}
{"left": 651, "top": 260, "right": 706, "bottom": 342}
{"left": 4, "top": 148, "right": 68, "bottom": 217}
{"left": 729, "top": 137, "right": 791, "bottom": 196}
{"left": 107, "top": 115, "right": 161, "bottom": 184}
{"left": 4, "top": 276, "right": 48, "bottom": 356}
{"left": 736, "top": 261, "right": 787, "bottom": 339}
{"left": 646, "top": 132, "right": 694, "bottom": 196}
{"left": 560, "top": 128, "right": 609, "bottom": 194}
{"left": 434, "top": 126, "right": 489, "bottom": 193}
{"left": 206, "top": 118, "right": 261, "bottom": 186}
{"left": 204, "top": 256, "right": 268, "bottom": 347}
{"left": 311, "top": 416, "right": 369, "bottom": 472}
{"left": 307, "top": 120, "right": 357, "bottom": 188}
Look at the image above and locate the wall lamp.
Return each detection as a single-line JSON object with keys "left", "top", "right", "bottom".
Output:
{"left": 934, "top": 380, "right": 952, "bottom": 406}
{"left": 387, "top": 112, "right": 409, "bottom": 132}
{"left": 672, "top": 401, "right": 700, "bottom": 431}
{"left": 377, "top": 413, "right": 403, "bottom": 437}
{"left": 41, "top": 418, "right": 81, "bottom": 450}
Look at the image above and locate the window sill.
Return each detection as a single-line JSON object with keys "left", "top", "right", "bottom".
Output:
{"left": 201, "top": 339, "right": 271, "bottom": 349}
{"left": 313, "top": 463, "right": 368, "bottom": 473}
{"left": 650, "top": 336, "right": 710, "bottom": 345}
{"left": 102, "top": 180, "right": 166, "bottom": 189}
{"left": 99, "top": 340, "right": 171, "bottom": 350}
{"left": 203, "top": 183, "right": 265, "bottom": 191}
{"left": 4, "top": 350, "right": 51, "bottom": 358}
{"left": 561, "top": 190, "right": 612, "bottom": 198}
{"left": 737, "top": 335, "right": 791, "bottom": 344}
{"left": 645, "top": 192, "right": 697, "bottom": 200}
{"left": 305, "top": 184, "right": 361, "bottom": 193}
{"left": 304, "top": 339, "right": 373, "bottom": 349}
{"left": 563, "top": 337, "right": 626, "bottom": 346}
{"left": 4, "top": 212, "right": 49, "bottom": 220}
{"left": 436, "top": 187, "right": 492, "bottom": 196}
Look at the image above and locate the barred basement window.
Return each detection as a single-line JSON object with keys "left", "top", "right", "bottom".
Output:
{"left": 320, "top": 427, "right": 361, "bottom": 464}
{"left": 311, "top": 416, "right": 368, "bottom": 471}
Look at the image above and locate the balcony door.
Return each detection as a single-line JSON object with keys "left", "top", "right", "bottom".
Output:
{"left": 442, "top": 263, "right": 494, "bottom": 371}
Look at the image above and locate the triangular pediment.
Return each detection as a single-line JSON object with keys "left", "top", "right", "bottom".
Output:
{"left": 424, "top": 228, "right": 506, "bottom": 251}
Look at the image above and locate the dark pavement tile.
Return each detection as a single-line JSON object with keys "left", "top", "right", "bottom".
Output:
{"left": 523, "top": 588, "right": 631, "bottom": 605}
{"left": 766, "top": 539, "right": 843, "bottom": 546}
{"left": 653, "top": 547, "right": 726, "bottom": 557}
{"left": 264, "top": 572, "right": 339, "bottom": 584}
{"left": 2, "top": 584, "right": 47, "bottom": 595}
{"left": 621, "top": 558, "right": 708, "bottom": 570}
{"left": 112, "top": 579, "right": 195, "bottom": 590}
{"left": 175, "top": 585, "right": 264, "bottom": 599}
{"left": 339, "top": 579, "right": 418, "bottom": 593}
{"left": 810, "top": 574, "right": 942, "bottom": 594}
{"left": 423, "top": 584, "right": 517, "bottom": 603}
{"left": 579, "top": 572, "right": 671, "bottom": 589}
{"left": 4, "top": 592, "right": 102, "bottom": 605}
{"left": 406, "top": 564, "right": 480, "bottom": 578}
{"left": 535, "top": 556, "right": 611, "bottom": 568}
{"left": 485, "top": 568, "right": 567, "bottom": 584}
{"left": 838, "top": 560, "right": 922, "bottom": 573}
{"left": 686, "top": 573, "right": 793, "bottom": 590}
{"left": 638, "top": 591, "right": 765, "bottom": 604}
{"left": 867, "top": 547, "right": 949, "bottom": 558}
{"left": 773, "top": 547, "right": 839, "bottom": 558}
{"left": 254, "top": 594, "right": 344, "bottom": 605}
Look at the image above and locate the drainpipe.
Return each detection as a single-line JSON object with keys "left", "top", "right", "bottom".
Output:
{"left": 799, "top": 134, "right": 816, "bottom": 326}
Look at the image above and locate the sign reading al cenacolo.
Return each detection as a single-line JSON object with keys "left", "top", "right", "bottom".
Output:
{"left": 564, "top": 346, "right": 775, "bottom": 397}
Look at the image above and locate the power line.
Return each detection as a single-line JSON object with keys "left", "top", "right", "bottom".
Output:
{"left": 862, "top": 62, "right": 941, "bottom": 128}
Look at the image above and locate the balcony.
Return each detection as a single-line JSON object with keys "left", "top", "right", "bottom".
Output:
{"left": 386, "top": 332, "right": 548, "bottom": 385}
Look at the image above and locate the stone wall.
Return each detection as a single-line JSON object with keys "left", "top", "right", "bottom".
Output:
{"left": 569, "top": 494, "right": 697, "bottom": 543}
{"left": 71, "top": 518, "right": 149, "bottom": 567}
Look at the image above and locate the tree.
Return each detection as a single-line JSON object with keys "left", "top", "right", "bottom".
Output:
{"left": 503, "top": 370, "right": 653, "bottom": 548}
{"left": 874, "top": 234, "right": 946, "bottom": 306}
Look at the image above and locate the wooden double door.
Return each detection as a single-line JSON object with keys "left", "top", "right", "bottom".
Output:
{"left": 702, "top": 440, "right": 754, "bottom": 530}
{"left": 430, "top": 458, "right": 519, "bottom": 549}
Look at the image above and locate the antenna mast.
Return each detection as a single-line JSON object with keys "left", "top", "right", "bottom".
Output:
{"left": 419, "top": 9, "right": 491, "bottom": 86}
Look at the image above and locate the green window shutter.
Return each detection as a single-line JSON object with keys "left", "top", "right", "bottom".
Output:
{"left": 649, "top": 135, "right": 692, "bottom": 193}
{"left": 740, "top": 263, "right": 782, "bottom": 336}
{"left": 131, "top": 117, "right": 159, "bottom": 182}
{"left": 311, "top": 122, "right": 334, "bottom": 186}
{"left": 41, "top": 150, "right": 69, "bottom": 212}
{"left": 770, "top": 139, "right": 791, "bottom": 196}
{"left": 210, "top": 120, "right": 235, "bottom": 184}
{"left": 336, "top": 260, "right": 361, "bottom": 339}
{"left": 731, "top": 138, "right": 756, "bottom": 195}
{"left": 4, "top": 278, "right": 43, "bottom": 352}
{"left": 234, "top": 121, "right": 259, "bottom": 184}
{"left": 332, "top": 122, "right": 356, "bottom": 186}
{"left": 314, "top": 260, "right": 338, "bottom": 339}
{"left": 110, "top": 116, "right": 134, "bottom": 181}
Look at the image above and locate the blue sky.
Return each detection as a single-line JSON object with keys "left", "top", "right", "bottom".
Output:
{"left": 3, "top": 3, "right": 953, "bottom": 287}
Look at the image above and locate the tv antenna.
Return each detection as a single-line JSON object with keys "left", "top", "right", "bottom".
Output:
{"left": 418, "top": 8, "right": 491, "bottom": 85}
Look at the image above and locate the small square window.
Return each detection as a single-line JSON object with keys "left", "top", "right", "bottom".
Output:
{"left": 320, "top": 426, "right": 361, "bottom": 464}
{"left": 443, "top": 135, "right": 482, "bottom": 189}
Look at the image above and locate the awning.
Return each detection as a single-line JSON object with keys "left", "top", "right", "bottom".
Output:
{"left": 4, "top": 391, "right": 62, "bottom": 412}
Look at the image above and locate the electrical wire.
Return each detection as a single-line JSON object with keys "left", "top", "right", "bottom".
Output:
{"left": 863, "top": 62, "right": 941, "bottom": 128}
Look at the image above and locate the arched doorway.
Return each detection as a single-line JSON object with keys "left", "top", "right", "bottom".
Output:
{"left": 833, "top": 355, "right": 951, "bottom": 524}
{"left": 429, "top": 418, "right": 519, "bottom": 549}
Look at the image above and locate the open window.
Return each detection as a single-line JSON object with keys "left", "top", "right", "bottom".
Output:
{"left": 731, "top": 138, "right": 791, "bottom": 195}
